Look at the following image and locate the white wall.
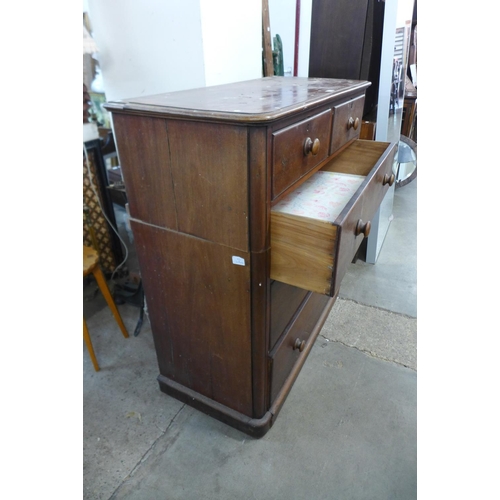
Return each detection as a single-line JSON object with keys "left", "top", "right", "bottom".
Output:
{"left": 86, "top": 0, "right": 412, "bottom": 100}
{"left": 397, "top": 0, "right": 414, "bottom": 26}
{"left": 86, "top": 0, "right": 262, "bottom": 101}
{"left": 297, "top": 0, "right": 312, "bottom": 77}
{"left": 268, "top": 0, "right": 312, "bottom": 77}
{"left": 200, "top": 0, "right": 262, "bottom": 87}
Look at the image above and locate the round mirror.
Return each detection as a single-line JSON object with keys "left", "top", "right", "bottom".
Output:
{"left": 394, "top": 135, "right": 417, "bottom": 188}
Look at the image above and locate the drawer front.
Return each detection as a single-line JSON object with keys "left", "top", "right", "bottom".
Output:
{"left": 270, "top": 140, "right": 397, "bottom": 297}
{"left": 330, "top": 96, "right": 365, "bottom": 155}
{"left": 331, "top": 141, "right": 397, "bottom": 296}
{"left": 270, "top": 281, "right": 309, "bottom": 350}
{"left": 272, "top": 109, "right": 332, "bottom": 199}
{"left": 269, "top": 292, "right": 330, "bottom": 403}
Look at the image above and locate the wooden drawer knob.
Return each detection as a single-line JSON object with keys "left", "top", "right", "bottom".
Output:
{"left": 303, "top": 137, "right": 321, "bottom": 156}
{"left": 347, "top": 117, "right": 360, "bottom": 130}
{"left": 293, "top": 338, "right": 306, "bottom": 352}
{"left": 383, "top": 173, "right": 395, "bottom": 186}
{"left": 355, "top": 219, "right": 371, "bottom": 238}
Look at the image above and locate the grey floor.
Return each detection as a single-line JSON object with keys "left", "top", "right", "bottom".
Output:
{"left": 83, "top": 179, "right": 417, "bottom": 500}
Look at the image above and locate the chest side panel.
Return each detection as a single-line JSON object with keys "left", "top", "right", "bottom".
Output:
{"left": 112, "top": 114, "right": 178, "bottom": 230}
{"left": 167, "top": 120, "right": 249, "bottom": 252}
{"left": 131, "top": 221, "right": 254, "bottom": 416}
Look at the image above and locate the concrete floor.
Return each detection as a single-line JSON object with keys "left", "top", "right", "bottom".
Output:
{"left": 83, "top": 179, "right": 417, "bottom": 500}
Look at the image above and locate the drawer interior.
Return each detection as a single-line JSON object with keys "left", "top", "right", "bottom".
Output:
{"left": 322, "top": 139, "right": 392, "bottom": 177}
{"left": 272, "top": 170, "right": 365, "bottom": 224}
{"left": 270, "top": 139, "right": 395, "bottom": 296}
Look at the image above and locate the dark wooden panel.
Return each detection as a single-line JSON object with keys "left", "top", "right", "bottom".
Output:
{"left": 131, "top": 220, "right": 254, "bottom": 416}
{"left": 167, "top": 120, "right": 249, "bottom": 251}
{"left": 111, "top": 114, "right": 178, "bottom": 230}
{"left": 270, "top": 281, "right": 308, "bottom": 350}
{"left": 309, "top": 0, "right": 370, "bottom": 80}
{"left": 272, "top": 109, "right": 332, "bottom": 199}
{"left": 269, "top": 292, "right": 330, "bottom": 403}
{"left": 308, "top": 0, "right": 384, "bottom": 118}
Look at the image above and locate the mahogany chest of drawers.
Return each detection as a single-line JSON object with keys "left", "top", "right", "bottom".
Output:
{"left": 105, "top": 77, "right": 396, "bottom": 437}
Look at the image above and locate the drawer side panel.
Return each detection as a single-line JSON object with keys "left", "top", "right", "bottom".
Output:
{"left": 270, "top": 212, "right": 336, "bottom": 296}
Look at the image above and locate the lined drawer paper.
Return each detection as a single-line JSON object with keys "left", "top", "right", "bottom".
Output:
{"left": 272, "top": 171, "right": 365, "bottom": 222}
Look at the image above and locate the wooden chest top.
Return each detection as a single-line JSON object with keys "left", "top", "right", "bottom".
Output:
{"left": 104, "top": 77, "right": 370, "bottom": 123}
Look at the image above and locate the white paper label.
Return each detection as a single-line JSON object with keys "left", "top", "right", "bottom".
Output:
{"left": 232, "top": 256, "right": 245, "bottom": 266}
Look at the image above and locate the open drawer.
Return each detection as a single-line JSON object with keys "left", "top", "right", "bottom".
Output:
{"left": 270, "top": 139, "right": 397, "bottom": 297}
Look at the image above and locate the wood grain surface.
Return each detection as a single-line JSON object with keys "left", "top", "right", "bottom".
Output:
{"left": 112, "top": 114, "right": 178, "bottom": 230}
{"left": 271, "top": 212, "right": 336, "bottom": 295}
{"left": 105, "top": 77, "right": 370, "bottom": 124}
{"left": 272, "top": 109, "right": 332, "bottom": 198}
{"left": 131, "top": 220, "right": 254, "bottom": 416}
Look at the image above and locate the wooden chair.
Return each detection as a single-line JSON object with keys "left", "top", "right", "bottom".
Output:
{"left": 83, "top": 245, "right": 129, "bottom": 371}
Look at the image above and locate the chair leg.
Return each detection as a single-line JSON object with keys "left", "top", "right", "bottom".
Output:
{"left": 92, "top": 266, "right": 129, "bottom": 338}
{"left": 83, "top": 318, "right": 100, "bottom": 371}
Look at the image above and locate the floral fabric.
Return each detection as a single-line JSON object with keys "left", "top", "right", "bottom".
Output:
{"left": 272, "top": 171, "right": 365, "bottom": 222}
